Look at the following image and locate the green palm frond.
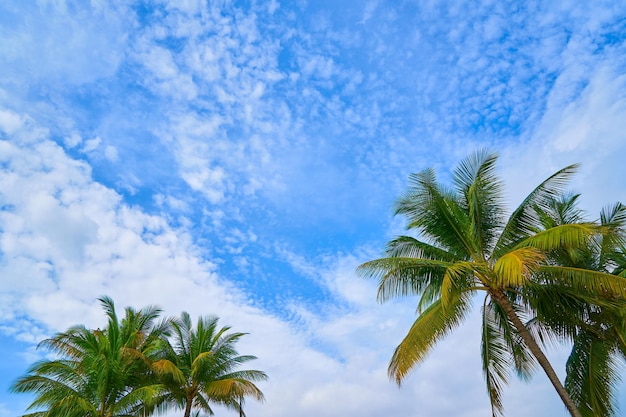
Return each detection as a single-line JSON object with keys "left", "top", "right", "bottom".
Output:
{"left": 358, "top": 257, "right": 451, "bottom": 302}
{"left": 441, "top": 261, "right": 475, "bottom": 308}
{"left": 565, "top": 331, "right": 620, "bottom": 417}
{"left": 538, "top": 266, "right": 626, "bottom": 300}
{"left": 385, "top": 235, "right": 457, "bottom": 261}
{"left": 453, "top": 150, "right": 504, "bottom": 256}
{"left": 193, "top": 393, "right": 215, "bottom": 415}
{"left": 396, "top": 168, "right": 477, "bottom": 258}
{"left": 481, "top": 299, "right": 512, "bottom": 417}
{"left": 152, "top": 359, "right": 187, "bottom": 385}
{"left": 494, "top": 164, "right": 579, "bottom": 256}
{"left": 516, "top": 224, "right": 598, "bottom": 252}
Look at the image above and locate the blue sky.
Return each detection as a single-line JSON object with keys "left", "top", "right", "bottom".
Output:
{"left": 1, "top": 1, "right": 626, "bottom": 416}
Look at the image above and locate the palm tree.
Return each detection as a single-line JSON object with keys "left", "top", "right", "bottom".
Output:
{"left": 152, "top": 312, "right": 267, "bottom": 417}
{"left": 530, "top": 195, "right": 626, "bottom": 416}
{"left": 11, "top": 296, "right": 170, "bottom": 417}
{"left": 358, "top": 150, "right": 626, "bottom": 417}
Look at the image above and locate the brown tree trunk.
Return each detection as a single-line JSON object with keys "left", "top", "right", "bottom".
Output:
{"left": 490, "top": 289, "right": 582, "bottom": 417}
{"left": 183, "top": 395, "right": 193, "bottom": 417}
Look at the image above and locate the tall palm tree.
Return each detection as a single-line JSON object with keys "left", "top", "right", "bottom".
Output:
{"left": 530, "top": 195, "right": 626, "bottom": 416}
{"left": 152, "top": 312, "right": 267, "bottom": 417}
{"left": 11, "top": 296, "right": 170, "bottom": 417}
{"left": 358, "top": 150, "right": 626, "bottom": 417}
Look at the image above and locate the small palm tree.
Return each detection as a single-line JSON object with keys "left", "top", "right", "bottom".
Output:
{"left": 358, "top": 150, "right": 626, "bottom": 417}
{"left": 152, "top": 312, "right": 267, "bottom": 417}
{"left": 11, "top": 296, "right": 170, "bottom": 417}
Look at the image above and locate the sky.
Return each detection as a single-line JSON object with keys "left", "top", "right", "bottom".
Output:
{"left": 1, "top": 0, "right": 626, "bottom": 416}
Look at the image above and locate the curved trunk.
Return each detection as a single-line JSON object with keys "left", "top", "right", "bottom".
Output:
{"left": 490, "top": 289, "right": 582, "bottom": 417}
{"left": 183, "top": 395, "right": 193, "bottom": 417}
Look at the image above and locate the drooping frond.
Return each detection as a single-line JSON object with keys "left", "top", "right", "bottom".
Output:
{"left": 491, "top": 298, "right": 538, "bottom": 381}
{"left": 565, "top": 330, "right": 620, "bottom": 417}
{"left": 388, "top": 292, "right": 472, "bottom": 384}
{"left": 538, "top": 265, "right": 626, "bottom": 300}
{"left": 152, "top": 359, "right": 187, "bottom": 385}
{"left": 440, "top": 261, "right": 475, "bottom": 308}
{"left": 114, "top": 384, "right": 164, "bottom": 415}
{"left": 203, "top": 376, "right": 267, "bottom": 402}
{"left": 481, "top": 298, "right": 511, "bottom": 417}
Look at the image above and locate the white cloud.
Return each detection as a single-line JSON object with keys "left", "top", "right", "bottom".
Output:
{"left": 500, "top": 63, "right": 626, "bottom": 214}
{"left": 104, "top": 145, "right": 119, "bottom": 162}
{"left": 64, "top": 132, "right": 82, "bottom": 148}
{"left": 82, "top": 136, "right": 101, "bottom": 153}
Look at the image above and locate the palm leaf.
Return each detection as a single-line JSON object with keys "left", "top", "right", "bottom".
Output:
{"left": 453, "top": 149, "right": 504, "bottom": 257}
{"left": 494, "top": 164, "right": 579, "bottom": 257}
{"left": 481, "top": 299, "right": 513, "bottom": 417}
{"left": 358, "top": 257, "right": 452, "bottom": 302}
{"left": 538, "top": 266, "right": 626, "bottom": 300}
{"left": 396, "top": 168, "right": 477, "bottom": 258}
{"left": 493, "top": 247, "right": 544, "bottom": 287}
{"left": 388, "top": 292, "right": 471, "bottom": 384}
{"left": 565, "top": 330, "right": 620, "bottom": 417}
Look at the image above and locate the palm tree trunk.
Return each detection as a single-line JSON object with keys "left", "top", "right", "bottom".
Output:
{"left": 490, "top": 289, "right": 582, "bottom": 417}
{"left": 183, "top": 395, "right": 193, "bottom": 417}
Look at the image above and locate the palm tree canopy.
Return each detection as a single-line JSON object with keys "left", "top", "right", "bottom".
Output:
{"left": 11, "top": 296, "right": 169, "bottom": 417}
{"left": 152, "top": 312, "right": 267, "bottom": 417}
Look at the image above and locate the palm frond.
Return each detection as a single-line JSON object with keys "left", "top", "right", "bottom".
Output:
{"left": 493, "top": 247, "right": 544, "bottom": 287}
{"left": 358, "top": 257, "right": 452, "bottom": 302}
{"left": 481, "top": 298, "right": 512, "bottom": 417}
{"left": 565, "top": 330, "right": 620, "bottom": 417}
{"left": 453, "top": 149, "right": 504, "bottom": 256}
{"left": 384, "top": 235, "right": 457, "bottom": 262}
{"left": 441, "top": 261, "right": 475, "bottom": 308}
{"left": 396, "top": 169, "right": 477, "bottom": 258}
{"left": 388, "top": 292, "right": 471, "bottom": 384}
{"left": 494, "top": 164, "right": 579, "bottom": 256}
{"left": 515, "top": 223, "right": 597, "bottom": 252}
{"left": 538, "top": 265, "right": 626, "bottom": 300}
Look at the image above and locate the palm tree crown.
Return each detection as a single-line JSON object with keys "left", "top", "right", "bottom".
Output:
{"left": 152, "top": 312, "right": 267, "bottom": 417}
{"left": 11, "top": 296, "right": 169, "bottom": 417}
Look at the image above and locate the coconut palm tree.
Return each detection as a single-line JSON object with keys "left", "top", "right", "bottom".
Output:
{"left": 530, "top": 195, "right": 626, "bottom": 417}
{"left": 152, "top": 312, "right": 267, "bottom": 417}
{"left": 11, "top": 296, "right": 170, "bottom": 417}
{"left": 358, "top": 150, "right": 626, "bottom": 417}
